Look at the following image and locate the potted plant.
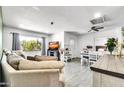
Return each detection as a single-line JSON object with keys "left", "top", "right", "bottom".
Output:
{"left": 105, "top": 38, "right": 118, "bottom": 55}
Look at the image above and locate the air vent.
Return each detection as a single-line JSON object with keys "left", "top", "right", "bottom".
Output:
{"left": 90, "top": 16, "right": 105, "bottom": 25}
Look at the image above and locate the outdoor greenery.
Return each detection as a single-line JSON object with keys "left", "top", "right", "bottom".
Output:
{"left": 122, "top": 31, "right": 124, "bottom": 36}
{"left": 21, "top": 40, "right": 41, "bottom": 51}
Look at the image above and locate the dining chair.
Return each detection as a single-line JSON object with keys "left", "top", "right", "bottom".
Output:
{"left": 89, "top": 53, "right": 98, "bottom": 65}
{"left": 81, "top": 52, "right": 89, "bottom": 65}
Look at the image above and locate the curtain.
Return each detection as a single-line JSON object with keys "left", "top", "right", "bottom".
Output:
{"left": 12, "top": 33, "right": 20, "bottom": 50}
{"left": 42, "top": 37, "right": 46, "bottom": 55}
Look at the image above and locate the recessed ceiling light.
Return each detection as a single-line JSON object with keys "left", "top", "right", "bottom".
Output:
{"left": 94, "top": 13, "right": 102, "bottom": 18}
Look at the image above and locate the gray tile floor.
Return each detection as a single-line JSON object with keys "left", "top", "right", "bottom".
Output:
{"left": 64, "top": 60, "right": 92, "bottom": 87}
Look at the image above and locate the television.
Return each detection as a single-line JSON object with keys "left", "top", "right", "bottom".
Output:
{"left": 48, "top": 41, "right": 59, "bottom": 50}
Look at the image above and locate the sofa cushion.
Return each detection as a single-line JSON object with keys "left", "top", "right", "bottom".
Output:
{"left": 35, "top": 55, "right": 58, "bottom": 61}
{"left": 27, "top": 56, "right": 35, "bottom": 61}
{"left": 18, "top": 60, "right": 65, "bottom": 70}
{"left": 7, "top": 53, "right": 25, "bottom": 70}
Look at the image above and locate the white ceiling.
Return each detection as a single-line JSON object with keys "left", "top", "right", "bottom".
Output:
{"left": 2, "top": 6, "right": 124, "bottom": 34}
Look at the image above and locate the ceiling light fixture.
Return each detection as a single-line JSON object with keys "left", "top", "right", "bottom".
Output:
{"left": 19, "top": 24, "right": 25, "bottom": 28}
{"left": 94, "top": 13, "right": 102, "bottom": 18}
{"left": 32, "top": 6, "right": 40, "bottom": 11}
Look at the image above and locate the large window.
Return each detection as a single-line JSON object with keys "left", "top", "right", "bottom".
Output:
{"left": 19, "top": 35, "right": 42, "bottom": 51}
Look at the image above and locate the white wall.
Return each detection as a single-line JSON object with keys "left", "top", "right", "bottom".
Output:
{"left": 3, "top": 26, "right": 49, "bottom": 56}
{"left": 49, "top": 28, "right": 121, "bottom": 58}
{"left": 3, "top": 26, "right": 122, "bottom": 58}
{"left": 49, "top": 31, "right": 64, "bottom": 49}
{"left": 77, "top": 27, "right": 122, "bottom": 57}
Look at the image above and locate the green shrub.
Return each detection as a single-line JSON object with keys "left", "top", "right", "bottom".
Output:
{"left": 21, "top": 40, "right": 41, "bottom": 51}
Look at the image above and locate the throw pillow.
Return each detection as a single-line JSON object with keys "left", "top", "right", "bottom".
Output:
{"left": 12, "top": 50, "right": 26, "bottom": 59}
{"left": 7, "top": 53, "right": 25, "bottom": 70}
{"left": 3, "top": 49, "right": 12, "bottom": 56}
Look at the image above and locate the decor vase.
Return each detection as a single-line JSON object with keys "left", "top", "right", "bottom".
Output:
{"left": 108, "top": 46, "right": 114, "bottom": 55}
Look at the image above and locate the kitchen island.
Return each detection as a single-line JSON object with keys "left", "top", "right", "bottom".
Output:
{"left": 90, "top": 54, "right": 124, "bottom": 87}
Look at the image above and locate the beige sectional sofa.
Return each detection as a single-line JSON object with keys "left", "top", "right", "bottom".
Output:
{"left": 1, "top": 53, "right": 65, "bottom": 87}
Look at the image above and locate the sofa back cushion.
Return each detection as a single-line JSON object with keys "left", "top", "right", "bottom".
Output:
{"left": 18, "top": 60, "right": 65, "bottom": 70}
{"left": 7, "top": 53, "right": 25, "bottom": 70}
{"left": 35, "top": 55, "right": 58, "bottom": 61}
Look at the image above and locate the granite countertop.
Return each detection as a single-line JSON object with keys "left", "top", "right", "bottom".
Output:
{"left": 90, "top": 54, "right": 124, "bottom": 79}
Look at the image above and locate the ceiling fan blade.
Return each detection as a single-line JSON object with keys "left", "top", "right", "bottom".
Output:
{"left": 93, "top": 29, "right": 99, "bottom": 31}
{"left": 89, "top": 26, "right": 104, "bottom": 32}
{"left": 88, "top": 29, "right": 92, "bottom": 32}
{"left": 97, "top": 26, "right": 104, "bottom": 29}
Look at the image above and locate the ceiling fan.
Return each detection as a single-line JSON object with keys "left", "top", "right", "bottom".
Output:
{"left": 88, "top": 26, "right": 104, "bottom": 32}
